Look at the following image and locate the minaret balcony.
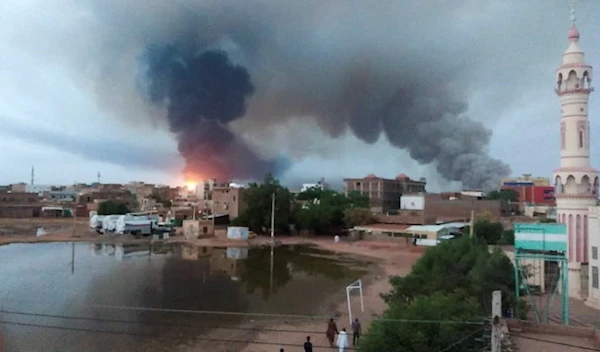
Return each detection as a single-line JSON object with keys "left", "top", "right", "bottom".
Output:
{"left": 555, "top": 193, "right": 597, "bottom": 200}
{"left": 555, "top": 87, "right": 594, "bottom": 96}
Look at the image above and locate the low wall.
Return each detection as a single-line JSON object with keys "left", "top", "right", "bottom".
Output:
{"left": 506, "top": 319, "right": 600, "bottom": 345}
{"left": 424, "top": 196, "right": 503, "bottom": 220}
{"left": 377, "top": 213, "right": 426, "bottom": 225}
{"left": 362, "top": 233, "right": 411, "bottom": 242}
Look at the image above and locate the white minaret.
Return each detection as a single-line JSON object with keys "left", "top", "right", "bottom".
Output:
{"left": 554, "top": 3, "right": 599, "bottom": 299}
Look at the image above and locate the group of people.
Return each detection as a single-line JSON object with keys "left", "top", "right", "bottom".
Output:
{"left": 278, "top": 318, "right": 362, "bottom": 352}
{"left": 327, "top": 318, "right": 361, "bottom": 350}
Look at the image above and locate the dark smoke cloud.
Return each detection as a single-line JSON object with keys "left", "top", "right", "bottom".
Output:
{"left": 63, "top": 0, "right": 515, "bottom": 188}
{"left": 140, "top": 45, "right": 288, "bottom": 180}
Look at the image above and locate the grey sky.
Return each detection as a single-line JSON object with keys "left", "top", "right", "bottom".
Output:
{"left": 0, "top": 0, "right": 598, "bottom": 189}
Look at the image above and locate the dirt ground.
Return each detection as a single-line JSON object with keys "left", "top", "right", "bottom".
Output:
{"left": 236, "top": 239, "right": 424, "bottom": 352}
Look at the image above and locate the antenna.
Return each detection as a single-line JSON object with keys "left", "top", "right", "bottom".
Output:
{"left": 31, "top": 166, "right": 34, "bottom": 186}
{"left": 569, "top": 0, "right": 577, "bottom": 25}
{"left": 97, "top": 172, "right": 101, "bottom": 184}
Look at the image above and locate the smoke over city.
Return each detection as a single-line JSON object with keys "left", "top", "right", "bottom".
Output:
{"left": 140, "top": 46, "right": 288, "bottom": 180}
{"left": 61, "top": 0, "right": 515, "bottom": 188}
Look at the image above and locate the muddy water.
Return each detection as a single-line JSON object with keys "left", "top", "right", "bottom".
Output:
{"left": 0, "top": 242, "right": 366, "bottom": 352}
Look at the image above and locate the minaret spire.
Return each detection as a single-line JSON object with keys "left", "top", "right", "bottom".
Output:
{"left": 569, "top": 0, "right": 577, "bottom": 26}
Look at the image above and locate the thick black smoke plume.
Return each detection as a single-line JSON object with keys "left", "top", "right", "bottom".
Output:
{"left": 141, "top": 45, "right": 288, "bottom": 180}
{"left": 72, "top": 1, "right": 513, "bottom": 188}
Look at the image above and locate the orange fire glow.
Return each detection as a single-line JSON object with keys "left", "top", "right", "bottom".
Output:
{"left": 186, "top": 182, "right": 197, "bottom": 191}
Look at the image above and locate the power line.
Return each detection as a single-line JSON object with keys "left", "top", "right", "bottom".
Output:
{"left": 0, "top": 319, "right": 359, "bottom": 351}
{"left": 437, "top": 327, "right": 487, "bottom": 352}
{"left": 511, "top": 333, "right": 600, "bottom": 351}
{"left": 0, "top": 308, "right": 341, "bottom": 335}
{"left": 0, "top": 307, "right": 486, "bottom": 338}
{"left": 85, "top": 304, "right": 486, "bottom": 325}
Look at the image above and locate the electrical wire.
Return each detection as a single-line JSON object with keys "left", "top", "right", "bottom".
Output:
{"left": 0, "top": 308, "right": 337, "bottom": 335}
{"left": 437, "top": 327, "right": 486, "bottom": 352}
{"left": 0, "top": 307, "right": 486, "bottom": 339}
{"left": 85, "top": 303, "right": 486, "bottom": 325}
{"left": 0, "top": 319, "right": 359, "bottom": 351}
{"left": 511, "top": 333, "right": 600, "bottom": 351}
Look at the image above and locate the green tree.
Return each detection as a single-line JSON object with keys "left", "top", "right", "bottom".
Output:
{"left": 485, "top": 189, "right": 518, "bottom": 202}
{"left": 295, "top": 188, "right": 370, "bottom": 234}
{"left": 472, "top": 219, "right": 504, "bottom": 244}
{"left": 343, "top": 207, "right": 375, "bottom": 227}
{"left": 345, "top": 190, "right": 370, "bottom": 208}
{"left": 383, "top": 236, "right": 516, "bottom": 316}
{"left": 359, "top": 291, "right": 484, "bottom": 352}
{"left": 231, "top": 173, "right": 293, "bottom": 234}
{"left": 498, "top": 229, "right": 515, "bottom": 245}
{"left": 98, "top": 200, "right": 130, "bottom": 215}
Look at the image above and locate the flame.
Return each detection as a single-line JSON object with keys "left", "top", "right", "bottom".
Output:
{"left": 186, "top": 182, "right": 197, "bottom": 191}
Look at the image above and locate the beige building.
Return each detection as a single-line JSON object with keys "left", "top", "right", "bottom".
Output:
{"left": 344, "top": 173, "right": 427, "bottom": 214}
{"left": 212, "top": 186, "right": 247, "bottom": 220}
{"left": 182, "top": 219, "right": 214, "bottom": 239}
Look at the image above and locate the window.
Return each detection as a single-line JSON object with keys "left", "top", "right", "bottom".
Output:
{"left": 593, "top": 266, "right": 599, "bottom": 289}
{"left": 580, "top": 130, "right": 584, "bottom": 148}
{"left": 202, "top": 226, "right": 208, "bottom": 234}
{"left": 593, "top": 246, "right": 599, "bottom": 260}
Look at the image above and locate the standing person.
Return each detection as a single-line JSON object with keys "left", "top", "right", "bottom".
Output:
{"left": 303, "top": 336, "right": 313, "bottom": 352}
{"left": 337, "top": 328, "right": 349, "bottom": 352}
{"left": 326, "top": 318, "right": 338, "bottom": 347}
{"left": 352, "top": 318, "right": 361, "bottom": 345}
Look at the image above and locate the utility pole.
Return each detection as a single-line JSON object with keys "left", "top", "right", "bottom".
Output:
{"left": 491, "top": 290, "right": 502, "bottom": 352}
{"left": 212, "top": 201, "right": 217, "bottom": 235}
{"left": 469, "top": 210, "right": 475, "bottom": 237}
{"left": 71, "top": 241, "right": 75, "bottom": 275}
{"left": 270, "top": 192, "right": 275, "bottom": 242}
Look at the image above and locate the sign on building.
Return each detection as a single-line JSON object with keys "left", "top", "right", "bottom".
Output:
{"left": 514, "top": 223, "right": 567, "bottom": 252}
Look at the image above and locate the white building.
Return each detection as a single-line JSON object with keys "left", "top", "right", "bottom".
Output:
{"left": 587, "top": 207, "right": 600, "bottom": 307}
{"left": 553, "top": 17, "right": 599, "bottom": 300}
{"left": 400, "top": 193, "right": 425, "bottom": 210}
{"left": 25, "top": 184, "right": 54, "bottom": 195}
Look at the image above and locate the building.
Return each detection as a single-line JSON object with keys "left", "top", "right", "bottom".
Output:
{"left": 377, "top": 192, "right": 504, "bottom": 226}
{"left": 500, "top": 175, "right": 555, "bottom": 206}
{"left": 551, "top": 18, "right": 599, "bottom": 300}
{"left": 211, "top": 185, "right": 247, "bottom": 220}
{"left": 301, "top": 179, "right": 329, "bottom": 192}
{"left": 352, "top": 222, "right": 465, "bottom": 243}
{"left": 75, "top": 188, "right": 135, "bottom": 217}
{"left": 343, "top": 173, "right": 427, "bottom": 214}
{"left": 0, "top": 191, "right": 42, "bottom": 218}
{"left": 587, "top": 207, "right": 600, "bottom": 307}
{"left": 501, "top": 175, "right": 551, "bottom": 188}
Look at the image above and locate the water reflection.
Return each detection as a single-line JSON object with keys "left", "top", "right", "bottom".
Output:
{"left": 0, "top": 242, "right": 366, "bottom": 351}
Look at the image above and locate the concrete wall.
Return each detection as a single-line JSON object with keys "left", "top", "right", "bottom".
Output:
{"left": 0, "top": 205, "right": 41, "bottom": 218}
{"left": 587, "top": 206, "right": 600, "bottom": 308}
{"left": 212, "top": 187, "right": 247, "bottom": 220}
{"left": 182, "top": 219, "right": 214, "bottom": 239}
{"left": 424, "top": 194, "right": 503, "bottom": 221}
{"left": 376, "top": 212, "right": 427, "bottom": 225}
{"left": 400, "top": 194, "right": 425, "bottom": 210}
{"left": 506, "top": 319, "right": 600, "bottom": 348}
